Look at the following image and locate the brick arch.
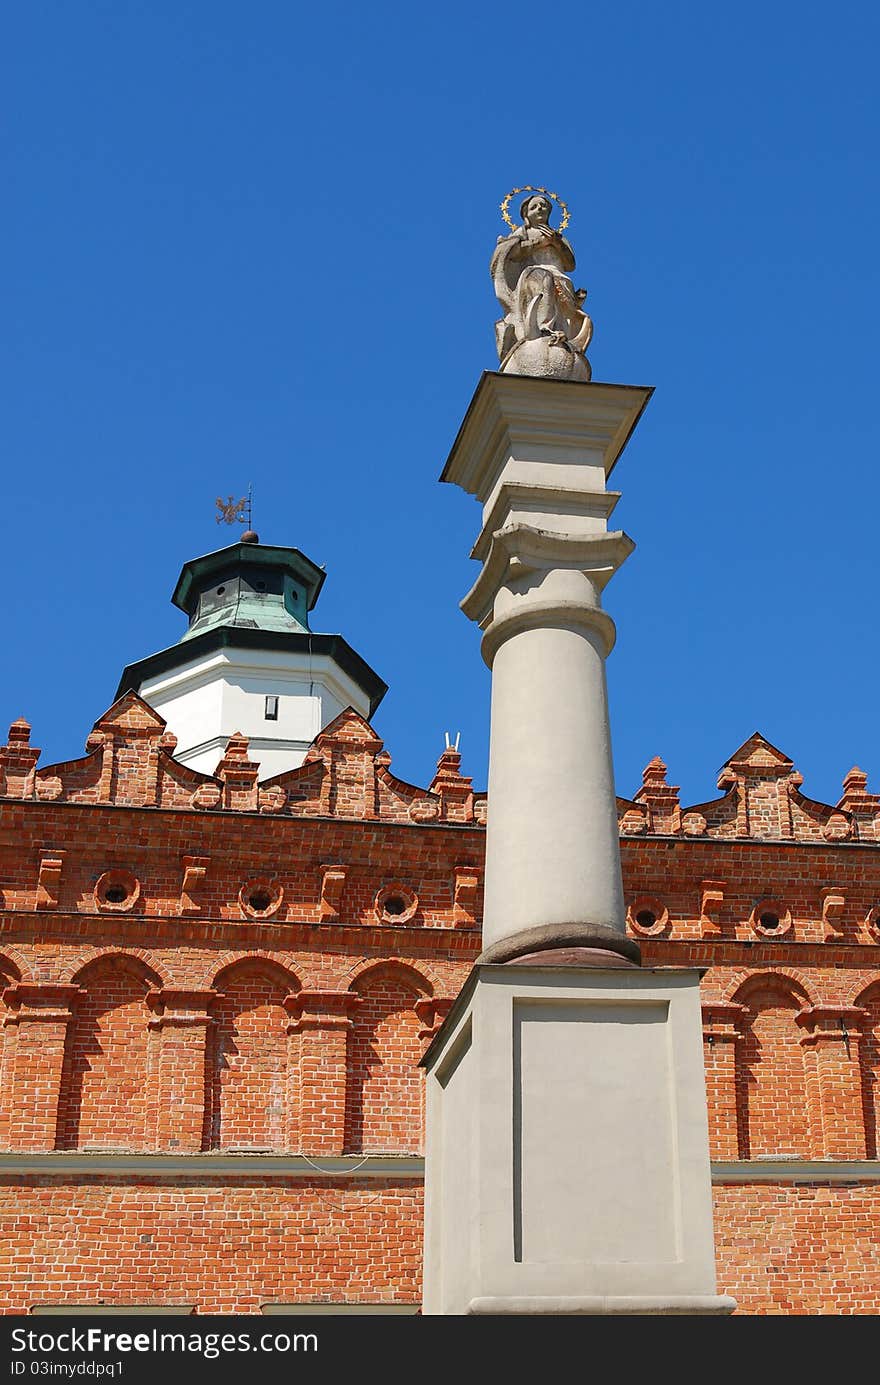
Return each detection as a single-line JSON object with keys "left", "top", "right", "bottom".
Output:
{"left": 851, "top": 978, "right": 880, "bottom": 1009}
{"left": 343, "top": 956, "right": 435, "bottom": 997}
{"left": 204, "top": 957, "right": 300, "bottom": 1152}
{"left": 730, "top": 969, "right": 813, "bottom": 1160}
{"left": 57, "top": 953, "right": 160, "bottom": 1151}
{"left": 200, "top": 949, "right": 302, "bottom": 992}
{"left": 64, "top": 948, "right": 170, "bottom": 989}
{"left": 343, "top": 962, "right": 428, "bottom": 1155}
{"left": 853, "top": 979, "right": 880, "bottom": 1158}
{"left": 724, "top": 968, "right": 813, "bottom": 1008}
{"left": 211, "top": 956, "right": 301, "bottom": 995}
{"left": 0, "top": 948, "right": 27, "bottom": 984}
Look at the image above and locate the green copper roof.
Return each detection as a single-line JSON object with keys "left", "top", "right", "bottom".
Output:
{"left": 115, "top": 537, "right": 387, "bottom": 717}
{"left": 171, "top": 541, "right": 326, "bottom": 643}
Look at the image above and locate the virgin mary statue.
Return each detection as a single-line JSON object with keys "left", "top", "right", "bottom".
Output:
{"left": 490, "top": 192, "right": 593, "bottom": 380}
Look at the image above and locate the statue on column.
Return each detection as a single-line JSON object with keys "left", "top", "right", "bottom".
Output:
{"left": 491, "top": 187, "right": 593, "bottom": 381}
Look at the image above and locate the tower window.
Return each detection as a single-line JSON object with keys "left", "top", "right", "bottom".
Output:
{"left": 265, "top": 695, "right": 279, "bottom": 721}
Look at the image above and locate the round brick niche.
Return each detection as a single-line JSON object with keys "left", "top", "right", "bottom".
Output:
{"left": 374, "top": 882, "right": 418, "bottom": 925}
{"left": 750, "top": 898, "right": 792, "bottom": 938}
{"left": 626, "top": 897, "right": 670, "bottom": 937}
{"left": 94, "top": 870, "right": 140, "bottom": 914}
{"left": 239, "top": 878, "right": 284, "bottom": 920}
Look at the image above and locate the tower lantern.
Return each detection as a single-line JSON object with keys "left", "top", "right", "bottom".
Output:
{"left": 116, "top": 537, "right": 386, "bottom": 779}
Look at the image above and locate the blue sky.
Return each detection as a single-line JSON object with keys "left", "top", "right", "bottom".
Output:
{"left": 3, "top": 1, "right": 879, "bottom": 811}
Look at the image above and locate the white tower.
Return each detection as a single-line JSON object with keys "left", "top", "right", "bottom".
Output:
{"left": 116, "top": 533, "right": 386, "bottom": 779}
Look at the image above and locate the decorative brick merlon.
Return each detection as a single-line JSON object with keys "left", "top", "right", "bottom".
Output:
{"left": 284, "top": 990, "right": 362, "bottom": 1034}
{"left": 430, "top": 748, "right": 474, "bottom": 823}
{"left": 36, "top": 851, "right": 65, "bottom": 910}
{"left": 2, "top": 983, "right": 81, "bottom": 1026}
{"left": 216, "top": 733, "right": 260, "bottom": 812}
{"left": 633, "top": 756, "right": 681, "bottom": 835}
{"left": 837, "top": 766, "right": 880, "bottom": 839}
{"left": 179, "top": 855, "right": 209, "bottom": 915}
{"left": 319, "top": 866, "right": 347, "bottom": 923}
{"left": 0, "top": 719, "right": 40, "bottom": 799}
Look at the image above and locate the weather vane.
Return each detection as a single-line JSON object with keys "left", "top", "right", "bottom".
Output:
{"left": 216, "top": 483, "right": 253, "bottom": 530}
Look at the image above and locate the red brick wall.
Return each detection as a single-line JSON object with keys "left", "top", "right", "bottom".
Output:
{"left": 713, "top": 1184, "right": 880, "bottom": 1314}
{"left": 1, "top": 709, "right": 879, "bottom": 1312}
{"left": 1, "top": 1177, "right": 878, "bottom": 1316}
{"left": 0, "top": 1180, "right": 423, "bottom": 1315}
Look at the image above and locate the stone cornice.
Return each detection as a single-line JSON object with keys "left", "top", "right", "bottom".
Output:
{"left": 0, "top": 1153, "right": 425, "bottom": 1178}
{"left": 711, "top": 1160, "right": 880, "bottom": 1183}
{"left": 1, "top": 1153, "right": 878, "bottom": 1184}
{"left": 441, "top": 374, "right": 653, "bottom": 494}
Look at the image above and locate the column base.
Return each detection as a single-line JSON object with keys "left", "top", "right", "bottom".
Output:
{"left": 478, "top": 921, "right": 641, "bottom": 967}
{"left": 467, "top": 1294, "right": 737, "bottom": 1316}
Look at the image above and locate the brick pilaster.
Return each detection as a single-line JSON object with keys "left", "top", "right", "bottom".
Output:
{"left": 702, "top": 1002, "right": 747, "bottom": 1159}
{"left": 797, "top": 1006, "right": 867, "bottom": 1158}
{"left": 1, "top": 983, "right": 80, "bottom": 1150}
{"left": 148, "top": 989, "right": 216, "bottom": 1152}
{"left": 286, "top": 990, "right": 361, "bottom": 1155}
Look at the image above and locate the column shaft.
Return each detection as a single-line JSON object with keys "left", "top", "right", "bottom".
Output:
{"left": 484, "top": 621, "right": 624, "bottom": 947}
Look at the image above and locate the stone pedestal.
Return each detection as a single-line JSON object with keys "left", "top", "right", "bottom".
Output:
{"left": 422, "top": 964, "right": 735, "bottom": 1315}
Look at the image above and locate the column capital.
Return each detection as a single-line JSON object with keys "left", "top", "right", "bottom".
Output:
{"left": 147, "top": 988, "right": 217, "bottom": 1030}
{"left": 702, "top": 1002, "right": 748, "bottom": 1044}
{"left": 463, "top": 528, "right": 631, "bottom": 668}
{"left": 284, "top": 989, "right": 362, "bottom": 1033}
{"left": 2, "top": 983, "right": 81, "bottom": 1025}
{"left": 796, "top": 1005, "right": 866, "bottom": 1046}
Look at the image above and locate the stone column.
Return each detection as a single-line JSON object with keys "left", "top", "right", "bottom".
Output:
{"left": 148, "top": 989, "right": 216, "bottom": 1152}
{"left": 702, "top": 1002, "right": 747, "bottom": 1160}
{"left": 441, "top": 373, "right": 650, "bottom": 957}
{"left": 1, "top": 983, "right": 80, "bottom": 1150}
{"left": 286, "top": 990, "right": 361, "bottom": 1155}
{"left": 425, "top": 372, "right": 733, "bottom": 1315}
{"left": 797, "top": 1005, "right": 867, "bottom": 1158}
